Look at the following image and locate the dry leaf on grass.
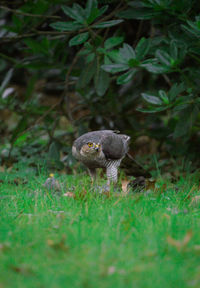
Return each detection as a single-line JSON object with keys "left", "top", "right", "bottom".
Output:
{"left": 145, "top": 178, "right": 156, "bottom": 190}
{"left": 0, "top": 242, "right": 10, "bottom": 252}
{"left": 7, "top": 178, "right": 28, "bottom": 186}
{"left": 193, "top": 245, "right": 200, "bottom": 251}
{"left": 167, "top": 230, "right": 193, "bottom": 251}
{"left": 163, "top": 213, "right": 171, "bottom": 220}
{"left": 189, "top": 195, "right": 200, "bottom": 207}
{"left": 0, "top": 166, "right": 5, "bottom": 172}
{"left": 121, "top": 179, "right": 130, "bottom": 194}
{"left": 113, "top": 198, "right": 121, "bottom": 206}
{"left": 64, "top": 189, "right": 88, "bottom": 200}
{"left": 184, "top": 185, "right": 198, "bottom": 201}
{"left": 107, "top": 266, "right": 116, "bottom": 275}
{"left": 47, "top": 235, "right": 68, "bottom": 252}
{"left": 76, "top": 189, "right": 88, "bottom": 200}
{"left": 102, "top": 190, "right": 112, "bottom": 198}
{"left": 10, "top": 264, "right": 34, "bottom": 275}
{"left": 63, "top": 192, "right": 75, "bottom": 198}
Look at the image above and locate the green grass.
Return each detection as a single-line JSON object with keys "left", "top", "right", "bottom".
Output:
{"left": 1, "top": 168, "right": 200, "bottom": 288}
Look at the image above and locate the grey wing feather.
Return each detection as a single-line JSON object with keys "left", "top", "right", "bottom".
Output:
{"left": 101, "top": 134, "right": 129, "bottom": 160}
{"left": 73, "top": 130, "right": 130, "bottom": 160}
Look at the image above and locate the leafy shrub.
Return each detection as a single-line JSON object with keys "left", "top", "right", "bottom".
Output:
{"left": 1, "top": 0, "right": 200, "bottom": 170}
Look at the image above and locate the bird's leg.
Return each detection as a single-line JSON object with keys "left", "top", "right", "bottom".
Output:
{"left": 88, "top": 168, "right": 97, "bottom": 185}
{"left": 106, "top": 165, "right": 118, "bottom": 191}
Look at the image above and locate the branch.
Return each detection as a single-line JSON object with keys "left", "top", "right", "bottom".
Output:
{"left": 1, "top": 2, "right": 127, "bottom": 43}
{"left": 0, "top": 5, "right": 61, "bottom": 19}
{"left": 0, "top": 52, "right": 18, "bottom": 64}
{"left": 94, "top": 1, "right": 126, "bottom": 24}
{"left": 0, "top": 1, "right": 26, "bottom": 4}
{"left": 62, "top": 46, "right": 85, "bottom": 122}
{"left": 0, "top": 31, "right": 72, "bottom": 43}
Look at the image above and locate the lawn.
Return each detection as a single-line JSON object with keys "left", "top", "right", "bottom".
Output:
{"left": 1, "top": 167, "right": 200, "bottom": 288}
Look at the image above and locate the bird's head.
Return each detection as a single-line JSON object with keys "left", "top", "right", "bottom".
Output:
{"left": 80, "top": 142, "right": 101, "bottom": 157}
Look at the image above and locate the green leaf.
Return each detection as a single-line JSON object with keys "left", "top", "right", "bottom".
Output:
{"left": 137, "top": 106, "right": 168, "bottom": 113}
{"left": 13, "top": 132, "right": 29, "bottom": 147}
{"left": 105, "top": 36, "right": 124, "bottom": 50}
{"left": 128, "top": 58, "right": 140, "bottom": 67}
{"left": 170, "top": 40, "right": 178, "bottom": 60}
{"left": 0, "top": 68, "right": 14, "bottom": 94}
{"left": 24, "top": 38, "right": 48, "bottom": 54}
{"left": 101, "top": 63, "right": 129, "bottom": 73}
{"left": 182, "top": 20, "right": 200, "bottom": 38}
{"left": 12, "top": 15, "right": 23, "bottom": 33}
{"left": 50, "top": 21, "right": 82, "bottom": 31}
{"left": 135, "top": 37, "right": 150, "bottom": 60}
{"left": 11, "top": 117, "right": 28, "bottom": 143}
{"left": 172, "top": 103, "right": 189, "bottom": 112}
{"left": 93, "top": 19, "right": 123, "bottom": 28}
{"left": 98, "top": 5, "right": 108, "bottom": 17}
{"left": 118, "top": 8, "right": 159, "bottom": 20}
{"left": 93, "top": 35, "right": 103, "bottom": 47}
{"left": 87, "top": 8, "right": 100, "bottom": 24}
{"left": 95, "top": 69, "right": 110, "bottom": 96}
{"left": 141, "top": 62, "right": 169, "bottom": 74}
{"left": 86, "top": 5, "right": 108, "bottom": 24}
{"left": 155, "top": 50, "right": 172, "bottom": 66}
{"left": 173, "top": 105, "right": 199, "bottom": 138}
{"left": 117, "top": 69, "right": 136, "bottom": 85}
{"left": 97, "top": 47, "right": 106, "bottom": 54}
{"left": 48, "top": 142, "right": 60, "bottom": 161}
{"left": 107, "top": 50, "right": 122, "bottom": 62}
{"left": 168, "top": 83, "right": 185, "bottom": 102}
{"left": 76, "top": 60, "right": 96, "bottom": 89}
{"left": 86, "top": 0, "right": 98, "bottom": 19}
{"left": 25, "top": 75, "right": 38, "bottom": 100}
{"left": 84, "top": 41, "right": 93, "bottom": 51}
{"left": 141, "top": 93, "right": 163, "bottom": 105}
{"left": 86, "top": 52, "right": 95, "bottom": 63}
{"left": 119, "top": 43, "right": 136, "bottom": 63}
{"left": 104, "top": 55, "right": 112, "bottom": 65}
{"left": 158, "top": 90, "right": 169, "bottom": 104}
{"left": 69, "top": 32, "right": 89, "bottom": 46}
{"left": 62, "top": 5, "right": 85, "bottom": 24}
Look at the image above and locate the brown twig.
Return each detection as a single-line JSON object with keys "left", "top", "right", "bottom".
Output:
{"left": 1, "top": 31, "right": 72, "bottom": 43}
{"left": 0, "top": 5, "right": 61, "bottom": 19}
{"left": 162, "top": 74, "right": 172, "bottom": 87}
{"left": 134, "top": 21, "right": 143, "bottom": 46}
{"left": 1, "top": 1, "right": 127, "bottom": 43}
{"left": 2, "top": 1, "right": 128, "bottom": 130}
{"left": 60, "top": 2, "right": 127, "bottom": 122}
{"left": 0, "top": 1, "right": 26, "bottom": 4}
{"left": 127, "top": 153, "right": 150, "bottom": 173}
{"left": 62, "top": 46, "right": 85, "bottom": 122}
{"left": 95, "top": 1, "right": 126, "bottom": 24}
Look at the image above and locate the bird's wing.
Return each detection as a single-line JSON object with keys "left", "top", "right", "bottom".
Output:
{"left": 101, "top": 133, "right": 127, "bottom": 160}
{"left": 73, "top": 130, "right": 130, "bottom": 159}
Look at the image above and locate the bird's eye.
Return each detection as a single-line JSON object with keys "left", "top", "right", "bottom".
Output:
{"left": 87, "top": 142, "right": 93, "bottom": 147}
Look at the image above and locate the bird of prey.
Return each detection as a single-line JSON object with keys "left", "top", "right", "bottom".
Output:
{"left": 72, "top": 130, "right": 130, "bottom": 189}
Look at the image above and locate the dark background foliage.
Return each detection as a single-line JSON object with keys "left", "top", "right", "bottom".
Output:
{"left": 1, "top": 0, "right": 200, "bottom": 177}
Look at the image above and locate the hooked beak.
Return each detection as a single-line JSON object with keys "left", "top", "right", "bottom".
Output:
{"left": 95, "top": 144, "right": 100, "bottom": 152}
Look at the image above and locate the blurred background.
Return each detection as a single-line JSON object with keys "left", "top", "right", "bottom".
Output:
{"left": 1, "top": 0, "right": 200, "bottom": 179}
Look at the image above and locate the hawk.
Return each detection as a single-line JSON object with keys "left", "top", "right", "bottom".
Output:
{"left": 72, "top": 130, "right": 130, "bottom": 189}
